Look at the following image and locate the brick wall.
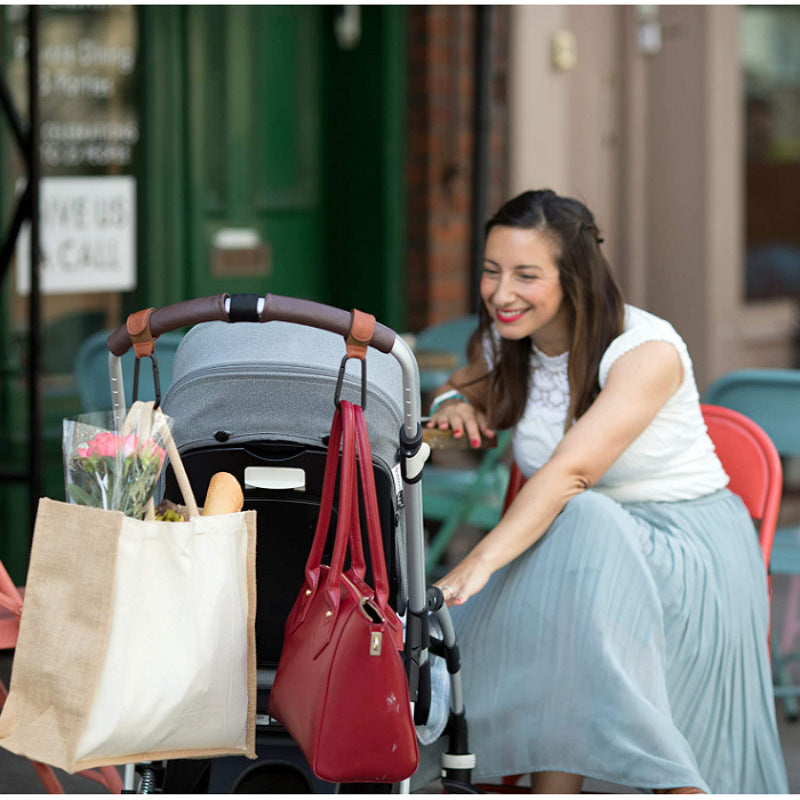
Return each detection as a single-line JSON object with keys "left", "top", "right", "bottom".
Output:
{"left": 405, "top": 6, "right": 509, "bottom": 333}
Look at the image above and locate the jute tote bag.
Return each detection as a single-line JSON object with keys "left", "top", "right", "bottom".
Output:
{"left": 0, "top": 414, "right": 257, "bottom": 773}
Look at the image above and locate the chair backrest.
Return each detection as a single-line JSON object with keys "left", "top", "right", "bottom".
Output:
{"left": 701, "top": 404, "right": 782, "bottom": 568}
{"left": 704, "top": 368, "right": 800, "bottom": 457}
{"left": 414, "top": 315, "right": 478, "bottom": 394}
{"left": 502, "top": 404, "right": 782, "bottom": 571}
{"left": 0, "top": 557, "right": 23, "bottom": 650}
{"left": 73, "top": 330, "right": 184, "bottom": 412}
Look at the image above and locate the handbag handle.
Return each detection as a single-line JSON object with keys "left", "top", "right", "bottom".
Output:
{"left": 300, "top": 402, "right": 358, "bottom": 614}
{"left": 322, "top": 402, "right": 357, "bottom": 612}
{"left": 301, "top": 405, "right": 367, "bottom": 597}
{"left": 301, "top": 406, "right": 343, "bottom": 593}
{"left": 301, "top": 400, "right": 395, "bottom": 619}
{"left": 352, "top": 404, "right": 391, "bottom": 613}
{"left": 322, "top": 401, "right": 392, "bottom": 617}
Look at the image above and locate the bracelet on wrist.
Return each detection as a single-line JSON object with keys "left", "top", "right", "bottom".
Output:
{"left": 430, "top": 389, "right": 468, "bottom": 415}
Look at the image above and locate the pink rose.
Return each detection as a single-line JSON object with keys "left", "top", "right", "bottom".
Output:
{"left": 93, "top": 432, "right": 119, "bottom": 458}
{"left": 121, "top": 434, "right": 138, "bottom": 457}
{"left": 77, "top": 445, "right": 91, "bottom": 458}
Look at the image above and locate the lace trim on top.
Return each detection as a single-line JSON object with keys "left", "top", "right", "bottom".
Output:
{"left": 530, "top": 345, "right": 569, "bottom": 418}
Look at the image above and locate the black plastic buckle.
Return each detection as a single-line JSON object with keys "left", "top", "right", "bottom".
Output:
{"left": 333, "top": 354, "right": 367, "bottom": 410}
{"left": 132, "top": 352, "right": 162, "bottom": 409}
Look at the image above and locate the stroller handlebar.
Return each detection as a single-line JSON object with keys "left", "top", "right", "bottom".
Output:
{"left": 106, "top": 293, "right": 398, "bottom": 356}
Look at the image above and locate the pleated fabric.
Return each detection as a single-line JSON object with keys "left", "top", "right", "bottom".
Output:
{"left": 414, "top": 489, "right": 788, "bottom": 793}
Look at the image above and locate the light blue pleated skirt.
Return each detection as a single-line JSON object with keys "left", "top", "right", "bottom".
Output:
{"left": 414, "top": 489, "right": 788, "bottom": 793}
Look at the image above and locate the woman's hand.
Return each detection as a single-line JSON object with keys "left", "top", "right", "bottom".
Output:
{"left": 426, "top": 399, "right": 494, "bottom": 449}
{"left": 434, "top": 552, "right": 494, "bottom": 607}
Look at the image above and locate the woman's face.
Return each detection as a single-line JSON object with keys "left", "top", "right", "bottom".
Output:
{"left": 480, "top": 225, "right": 571, "bottom": 355}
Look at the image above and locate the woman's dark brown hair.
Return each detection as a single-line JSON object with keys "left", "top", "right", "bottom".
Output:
{"left": 464, "top": 189, "right": 625, "bottom": 430}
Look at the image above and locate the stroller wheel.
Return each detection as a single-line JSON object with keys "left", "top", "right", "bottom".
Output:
{"left": 232, "top": 764, "right": 311, "bottom": 793}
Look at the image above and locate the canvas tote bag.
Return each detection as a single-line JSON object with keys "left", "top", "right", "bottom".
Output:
{"left": 0, "top": 413, "right": 257, "bottom": 773}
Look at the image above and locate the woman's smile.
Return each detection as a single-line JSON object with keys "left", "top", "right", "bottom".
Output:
{"left": 495, "top": 308, "right": 530, "bottom": 324}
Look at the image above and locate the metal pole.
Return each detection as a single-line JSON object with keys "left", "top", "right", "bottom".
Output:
{"left": 469, "top": 6, "right": 492, "bottom": 314}
{"left": 27, "top": 4, "right": 41, "bottom": 529}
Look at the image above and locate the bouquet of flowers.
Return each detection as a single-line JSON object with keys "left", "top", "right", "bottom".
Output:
{"left": 63, "top": 402, "right": 172, "bottom": 520}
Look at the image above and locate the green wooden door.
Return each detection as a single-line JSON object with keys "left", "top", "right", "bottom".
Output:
{"left": 139, "top": 5, "right": 406, "bottom": 323}
{"left": 185, "top": 6, "right": 326, "bottom": 301}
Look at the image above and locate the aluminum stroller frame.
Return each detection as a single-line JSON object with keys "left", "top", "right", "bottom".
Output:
{"left": 105, "top": 293, "right": 478, "bottom": 794}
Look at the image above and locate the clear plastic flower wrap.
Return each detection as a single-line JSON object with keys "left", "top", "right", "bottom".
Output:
{"left": 63, "top": 401, "right": 172, "bottom": 520}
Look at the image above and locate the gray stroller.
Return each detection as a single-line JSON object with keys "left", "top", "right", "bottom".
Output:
{"left": 105, "top": 293, "right": 477, "bottom": 793}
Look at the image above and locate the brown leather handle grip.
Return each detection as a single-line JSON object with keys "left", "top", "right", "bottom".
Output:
{"left": 107, "top": 295, "right": 228, "bottom": 355}
{"left": 260, "top": 295, "right": 395, "bottom": 353}
{"left": 107, "top": 293, "right": 397, "bottom": 356}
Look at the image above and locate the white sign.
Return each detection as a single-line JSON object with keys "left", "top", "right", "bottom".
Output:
{"left": 16, "top": 175, "right": 136, "bottom": 295}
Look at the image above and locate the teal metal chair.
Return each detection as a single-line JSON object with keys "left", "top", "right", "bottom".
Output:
{"left": 414, "top": 315, "right": 512, "bottom": 575}
{"left": 704, "top": 368, "right": 800, "bottom": 717}
{"left": 43, "top": 311, "right": 106, "bottom": 377}
{"left": 415, "top": 314, "right": 480, "bottom": 395}
{"left": 422, "top": 430, "right": 512, "bottom": 573}
{"left": 73, "top": 330, "right": 184, "bottom": 412}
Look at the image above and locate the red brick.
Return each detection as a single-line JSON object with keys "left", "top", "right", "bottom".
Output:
{"left": 405, "top": 6, "right": 509, "bottom": 330}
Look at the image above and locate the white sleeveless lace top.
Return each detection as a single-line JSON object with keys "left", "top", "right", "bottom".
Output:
{"left": 487, "top": 305, "right": 728, "bottom": 503}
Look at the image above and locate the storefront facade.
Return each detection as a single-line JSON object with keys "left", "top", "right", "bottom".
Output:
{"left": 507, "top": 5, "right": 800, "bottom": 387}
{"left": 2, "top": 5, "right": 798, "bottom": 579}
{"left": 0, "top": 6, "right": 406, "bottom": 578}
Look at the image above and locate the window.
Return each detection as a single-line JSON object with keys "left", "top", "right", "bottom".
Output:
{"left": 742, "top": 6, "right": 800, "bottom": 300}
{"left": 5, "top": 5, "right": 139, "bottom": 386}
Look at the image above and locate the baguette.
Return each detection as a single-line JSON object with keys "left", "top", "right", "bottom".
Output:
{"left": 203, "top": 472, "right": 244, "bottom": 516}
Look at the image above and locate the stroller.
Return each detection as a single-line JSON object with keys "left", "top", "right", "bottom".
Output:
{"left": 105, "top": 293, "right": 477, "bottom": 793}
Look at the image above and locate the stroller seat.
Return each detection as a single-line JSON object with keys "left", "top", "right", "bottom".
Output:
{"left": 162, "top": 322, "right": 408, "bottom": 666}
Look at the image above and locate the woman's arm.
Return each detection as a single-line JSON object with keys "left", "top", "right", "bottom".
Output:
{"left": 435, "top": 340, "right": 684, "bottom": 606}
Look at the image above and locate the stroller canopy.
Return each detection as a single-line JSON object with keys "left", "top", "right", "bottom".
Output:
{"left": 162, "top": 321, "right": 407, "bottom": 473}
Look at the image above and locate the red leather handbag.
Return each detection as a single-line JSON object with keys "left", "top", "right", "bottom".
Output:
{"left": 267, "top": 400, "right": 419, "bottom": 783}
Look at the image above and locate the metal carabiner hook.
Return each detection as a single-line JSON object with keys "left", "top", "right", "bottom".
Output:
{"left": 333, "top": 354, "right": 367, "bottom": 410}
{"left": 132, "top": 352, "right": 162, "bottom": 409}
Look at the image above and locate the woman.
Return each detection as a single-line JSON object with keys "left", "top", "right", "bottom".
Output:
{"left": 418, "top": 190, "right": 788, "bottom": 793}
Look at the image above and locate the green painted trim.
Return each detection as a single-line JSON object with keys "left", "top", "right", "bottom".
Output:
{"left": 138, "top": 6, "right": 188, "bottom": 309}
{"left": 322, "top": 6, "right": 407, "bottom": 329}
{"left": 0, "top": 15, "right": 33, "bottom": 580}
{"left": 382, "top": 6, "right": 407, "bottom": 333}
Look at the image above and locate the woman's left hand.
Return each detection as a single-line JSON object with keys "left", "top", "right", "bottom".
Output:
{"left": 434, "top": 553, "right": 494, "bottom": 607}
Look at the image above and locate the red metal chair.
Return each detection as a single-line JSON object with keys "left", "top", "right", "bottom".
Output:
{"left": 699, "top": 404, "right": 782, "bottom": 573}
{"left": 483, "top": 404, "right": 782, "bottom": 792}
{"left": 0, "top": 559, "right": 123, "bottom": 793}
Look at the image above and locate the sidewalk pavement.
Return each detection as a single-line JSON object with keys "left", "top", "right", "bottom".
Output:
{"left": 3, "top": 575, "right": 800, "bottom": 793}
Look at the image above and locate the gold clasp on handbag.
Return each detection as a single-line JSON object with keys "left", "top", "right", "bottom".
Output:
{"left": 370, "top": 631, "right": 382, "bottom": 656}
